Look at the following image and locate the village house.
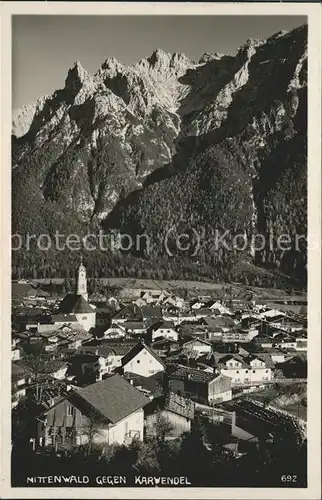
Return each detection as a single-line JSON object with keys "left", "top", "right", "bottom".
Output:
{"left": 35, "top": 374, "right": 150, "bottom": 449}
{"left": 221, "top": 328, "right": 258, "bottom": 343}
{"left": 181, "top": 338, "right": 212, "bottom": 358}
{"left": 103, "top": 323, "right": 126, "bottom": 339}
{"left": 168, "top": 365, "right": 232, "bottom": 405}
{"left": 278, "top": 317, "right": 306, "bottom": 333}
{"left": 36, "top": 326, "right": 92, "bottom": 353}
{"left": 162, "top": 295, "right": 185, "bottom": 310}
{"left": 217, "top": 353, "right": 272, "bottom": 387}
{"left": 112, "top": 305, "right": 142, "bottom": 326}
{"left": 163, "top": 311, "right": 199, "bottom": 326}
{"left": 260, "top": 309, "right": 286, "bottom": 320}
{"left": 67, "top": 353, "right": 110, "bottom": 384}
{"left": 149, "top": 321, "right": 178, "bottom": 342}
{"left": 145, "top": 392, "right": 195, "bottom": 439}
{"left": 78, "top": 341, "right": 136, "bottom": 374}
{"left": 140, "top": 290, "right": 170, "bottom": 304}
{"left": 272, "top": 333, "right": 297, "bottom": 350}
{"left": 267, "top": 350, "right": 287, "bottom": 364}
{"left": 122, "top": 342, "right": 166, "bottom": 377}
{"left": 122, "top": 321, "right": 147, "bottom": 336}
{"left": 199, "top": 315, "right": 236, "bottom": 330}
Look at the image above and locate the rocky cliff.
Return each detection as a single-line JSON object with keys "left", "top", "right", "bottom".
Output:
{"left": 12, "top": 24, "right": 307, "bottom": 286}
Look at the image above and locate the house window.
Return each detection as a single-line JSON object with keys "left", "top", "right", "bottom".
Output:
{"left": 236, "top": 371, "right": 239, "bottom": 374}
{"left": 82, "top": 316, "right": 87, "bottom": 320}
{"left": 67, "top": 406, "right": 74, "bottom": 416}
{"left": 265, "top": 370, "right": 269, "bottom": 373}
{"left": 137, "top": 360, "right": 140, "bottom": 364}
{"left": 252, "top": 370, "right": 256, "bottom": 373}
{"left": 245, "top": 370, "right": 248, "bottom": 373}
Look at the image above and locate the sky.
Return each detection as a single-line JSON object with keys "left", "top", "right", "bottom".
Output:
{"left": 12, "top": 15, "right": 306, "bottom": 109}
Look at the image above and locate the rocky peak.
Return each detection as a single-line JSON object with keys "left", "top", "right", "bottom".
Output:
{"left": 65, "top": 61, "right": 92, "bottom": 95}
{"left": 147, "top": 48, "right": 171, "bottom": 68}
{"left": 98, "top": 57, "right": 124, "bottom": 77}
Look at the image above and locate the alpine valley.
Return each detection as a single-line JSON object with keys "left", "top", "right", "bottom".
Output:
{"left": 12, "top": 24, "right": 307, "bottom": 288}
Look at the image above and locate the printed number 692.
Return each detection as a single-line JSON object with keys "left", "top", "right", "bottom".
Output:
{"left": 281, "top": 475, "right": 297, "bottom": 482}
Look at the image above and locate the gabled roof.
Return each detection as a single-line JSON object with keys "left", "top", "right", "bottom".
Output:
{"left": 183, "top": 338, "right": 212, "bottom": 347}
{"left": 169, "top": 365, "right": 217, "bottom": 384}
{"left": 218, "top": 354, "right": 245, "bottom": 364}
{"left": 79, "top": 341, "right": 135, "bottom": 358}
{"left": 112, "top": 305, "right": 140, "bottom": 321}
{"left": 72, "top": 374, "right": 150, "bottom": 424}
{"left": 59, "top": 294, "right": 94, "bottom": 315}
{"left": 145, "top": 392, "right": 195, "bottom": 419}
{"left": 121, "top": 342, "right": 166, "bottom": 368}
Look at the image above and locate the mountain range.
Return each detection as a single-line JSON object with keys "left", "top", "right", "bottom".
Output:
{"left": 12, "top": 24, "right": 307, "bottom": 287}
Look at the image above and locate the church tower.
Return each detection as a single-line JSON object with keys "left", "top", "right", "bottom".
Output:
{"left": 76, "top": 257, "right": 88, "bottom": 301}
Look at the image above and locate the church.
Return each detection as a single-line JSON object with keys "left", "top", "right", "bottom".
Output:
{"left": 59, "top": 259, "right": 96, "bottom": 332}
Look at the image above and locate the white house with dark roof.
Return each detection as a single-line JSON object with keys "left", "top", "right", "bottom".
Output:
{"left": 103, "top": 323, "right": 126, "bottom": 339}
{"left": 122, "top": 342, "right": 166, "bottom": 377}
{"left": 35, "top": 374, "right": 150, "bottom": 448}
{"left": 217, "top": 354, "right": 272, "bottom": 386}
{"left": 58, "top": 261, "right": 96, "bottom": 332}
{"left": 149, "top": 321, "right": 178, "bottom": 342}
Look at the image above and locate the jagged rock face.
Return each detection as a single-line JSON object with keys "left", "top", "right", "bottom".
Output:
{"left": 12, "top": 24, "right": 307, "bottom": 283}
